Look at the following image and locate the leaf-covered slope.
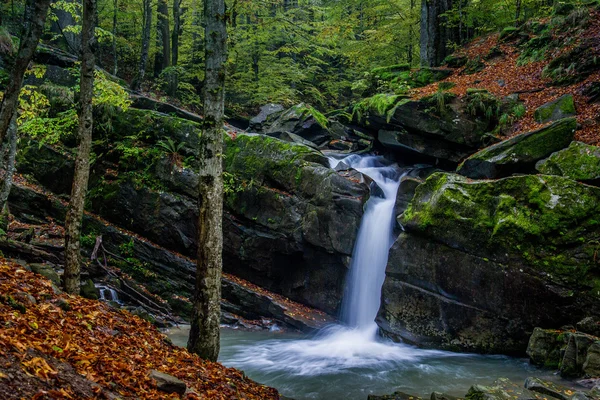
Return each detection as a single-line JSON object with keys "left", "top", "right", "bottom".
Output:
{"left": 0, "top": 260, "right": 279, "bottom": 400}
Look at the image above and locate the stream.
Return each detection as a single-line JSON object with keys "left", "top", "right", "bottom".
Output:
{"left": 168, "top": 154, "right": 557, "bottom": 399}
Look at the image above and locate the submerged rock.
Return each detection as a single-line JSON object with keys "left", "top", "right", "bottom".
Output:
{"left": 457, "top": 118, "right": 576, "bottom": 179}
{"left": 379, "top": 172, "right": 600, "bottom": 353}
{"left": 536, "top": 141, "right": 600, "bottom": 185}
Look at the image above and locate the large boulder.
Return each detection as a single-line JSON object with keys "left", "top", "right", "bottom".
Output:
{"left": 253, "top": 104, "right": 332, "bottom": 146}
{"left": 457, "top": 118, "right": 577, "bottom": 179}
{"left": 17, "top": 109, "right": 368, "bottom": 316}
{"left": 536, "top": 141, "right": 600, "bottom": 185}
{"left": 378, "top": 172, "right": 600, "bottom": 353}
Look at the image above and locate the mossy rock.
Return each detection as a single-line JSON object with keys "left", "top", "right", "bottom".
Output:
{"left": 499, "top": 26, "right": 519, "bottom": 42}
{"left": 463, "top": 56, "right": 485, "bottom": 75}
{"left": 80, "top": 279, "right": 99, "bottom": 300}
{"left": 554, "top": 1, "right": 576, "bottom": 15}
{"left": 401, "top": 171, "right": 600, "bottom": 286}
{"left": 534, "top": 94, "right": 576, "bottom": 123}
{"left": 526, "top": 327, "right": 566, "bottom": 368}
{"left": 536, "top": 141, "right": 600, "bottom": 183}
{"left": 457, "top": 117, "right": 577, "bottom": 179}
{"left": 443, "top": 54, "right": 468, "bottom": 68}
{"left": 29, "top": 263, "right": 60, "bottom": 286}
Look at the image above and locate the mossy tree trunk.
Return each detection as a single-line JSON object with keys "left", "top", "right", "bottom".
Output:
{"left": 153, "top": 0, "right": 170, "bottom": 77}
{"left": 0, "top": 0, "right": 51, "bottom": 145}
{"left": 63, "top": 0, "right": 96, "bottom": 295}
{"left": 172, "top": 0, "right": 183, "bottom": 66}
{"left": 187, "top": 0, "right": 227, "bottom": 362}
{"left": 0, "top": 114, "right": 17, "bottom": 227}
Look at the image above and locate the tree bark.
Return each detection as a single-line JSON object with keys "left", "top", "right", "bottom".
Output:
{"left": 172, "top": 0, "right": 183, "bottom": 66}
{"left": 0, "top": 114, "right": 17, "bottom": 216}
{"left": 132, "top": 0, "right": 152, "bottom": 91}
{"left": 154, "top": 0, "right": 171, "bottom": 77}
{"left": 0, "top": 0, "right": 51, "bottom": 145}
{"left": 63, "top": 0, "right": 96, "bottom": 295}
{"left": 187, "top": 0, "right": 227, "bottom": 362}
{"left": 420, "top": 0, "right": 455, "bottom": 67}
{"left": 112, "top": 0, "right": 118, "bottom": 76}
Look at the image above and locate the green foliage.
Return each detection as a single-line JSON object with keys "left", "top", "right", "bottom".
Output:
{"left": 466, "top": 90, "right": 501, "bottom": 121}
{"left": 352, "top": 93, "right": 407, "bottom": 122}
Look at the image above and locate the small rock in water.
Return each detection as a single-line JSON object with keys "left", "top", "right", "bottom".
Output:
{"left": 524, "top": 377, "right": 568, "bottom": 400}
{"left": 149, "top": 370, "right": 186, "bottom": 395}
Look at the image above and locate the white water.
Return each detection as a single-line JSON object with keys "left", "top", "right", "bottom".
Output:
{"left": 167, "top": 154, "right": 551, "bottom": 398}
{"left": 96, "top": 284, "right": 123, "bottom": 305}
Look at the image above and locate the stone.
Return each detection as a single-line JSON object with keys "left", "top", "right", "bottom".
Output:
{"left": 248, "top": 103, "right": 285, "bottom": 131}
{"left": 29, "top": 263, "right": 60, "bottom": 286}
{"left": 561, "top": 333, "right": 597, "bottom": 377}
{"left": 524, "top": 377, "right": 568, "bottom": 400}
{"left": 527, "top": 328, "right": 566, "bottom": 368}
{"left": 378, "top": 129, "right": 472, "bottom": 163}
{"left": 431, "top": 393, "right": 460, "bottom": 400}
{"left": 259, "top": 104, "right": 332, "bottom": 146}
{"left": 578, "top": 317, "right": 600, "bottom": 337}
{"left": 534, "top": 95, "right": 576, "bottom": 123}
{"left": 536, "top": 142, "right": 600, "bottom": 185}
{"left": 378, "top": 172, "right": 600, "bottom": 353}
{"left": 368, "top": 391, "right": 422, "bottom": 400}
{"left": 80, "top": 279, "right": 99, "bottom": 300}
{"left": 457, "top": 118, "right": 577, "bottom": 179}
{"left": 466, "top": 379, "right": 539, "bottom": 400}
{"left": 584, "top": 342, "right": 600, "bottom": 378}
{"left": 149, "top": 370, "right": 186, "bottom": 395}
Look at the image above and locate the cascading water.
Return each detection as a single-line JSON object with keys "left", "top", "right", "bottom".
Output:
{"left": 334, "top": 154, "right": 403, "bottom": 334}
{"left": 166, "top": 153, "right": 548, "bottom": 399}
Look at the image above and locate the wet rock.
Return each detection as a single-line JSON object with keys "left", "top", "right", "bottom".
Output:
{"left": 534, "top": 94, "right": 576, "bottom": 123}
{"left": 378, "top": 129, "right": 471, "bottom": 163}
{"left": 457, "top": 118, "right": 576, "bottom": 179}
{"left": 258, "top": 104, "right": 332, "bottom": 146}
{"left": 536, "top": 142, "right": 600, "bottom": 185}
{"left": 149, "top": 370, "right": 186, "bottom": 395}
{"left": 368, "top": 391, "right": 423, "bottom": 400}
{"left": 562, "top": 333, "right": 597, "bottom": 377}
{"left": 527, "top": 328, "right": 565, "bottom": 369}
{"left": 379, "top": 172, "right": 600, "bottom": 353}
{"left": 584, "top": 342, "right": 600, "bottom": 378}
{"left": 80, "top": 279, "right": 99, "bottom": 300}
{"left": 524, "top": 377, "right": 569, "bottom": 400}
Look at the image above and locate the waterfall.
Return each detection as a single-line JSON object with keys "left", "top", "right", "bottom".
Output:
{"left": 329, "top": 154, "right": 403, "bottom": 334}
{"left": 96, "top": 284, "right": 124, "bottom": 305}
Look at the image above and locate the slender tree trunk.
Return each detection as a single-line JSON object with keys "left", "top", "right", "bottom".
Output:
{"left": 172, "top": 0, "right": 183, "bottom": 66}
{"left": 0, "top": 114, "right": 17, "bottom": 217}
{"left": 187, "top": 0, "right": 227, "bottom": 362}
{"left": 132, "top": 0, "right": 151, "bottom": 91}
{"left": 0, "top": 0, "right": 51, "bottom": 145}
{"left": 515, "top": 0, "right": 523, "bottom": 26}
{"left": 112, "top": 0, "right": 118, "bottom": 76}
{"left": 63, "top": 0, "right": 96, "bottom": 295}
{"left": 154, "top": 0, "right": 171, "bottom": 77}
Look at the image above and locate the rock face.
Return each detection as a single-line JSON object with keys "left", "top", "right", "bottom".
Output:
{"left": 16, "top": 108, "right": 368, "bottom": 316}
{"left": 378, "top": 172, "right": 600, "bottom": 354}
{"left": 457, "top": 118, "right": 577, "bottom": 179}
{"left": 527, "top": 327, "right": 600, "bottom": 378}
{"left": 534, "top": 94, "right": 576, "bottom": 123}
{"left": 536, "top": 141, "right": 600, "bottom": 185}
{"left": 252, "top": 104, "right": 332, "bottom": 146}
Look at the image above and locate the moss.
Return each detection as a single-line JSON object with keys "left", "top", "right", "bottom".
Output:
{"left": 463, "top": 56, "right": 485, "bottom": 75}
{"left": 499, "top": 26, "right": 519, "bottom": 41}
{"left": 402, "top": 172, "right": 600, "bottom": 286}
{"left": 533, "top": 94, "right": 575, "bottom": 123}
{"left": 536, "top": 141, "right": 600, "bottom": 181}
{"left": 444, "top": 54, "right": 468, "bottom": 68}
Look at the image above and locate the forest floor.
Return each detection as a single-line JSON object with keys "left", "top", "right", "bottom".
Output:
{"left": 0, "top": 259, "right": 280, "bottom": 400}
{"left": 413, "top": 8, "right": 600, "bottom": 146}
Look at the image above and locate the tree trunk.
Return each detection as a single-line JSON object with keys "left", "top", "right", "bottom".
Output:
{"left": 0, "top": 0, "right": 51, "bottom": 145}
{"left": 132, "top": 0, "right": 152, "bottom": 91}
{"left": 0, "top": 114, "right": 17, "bottom": 216}
{"left": 172, "top": 0, "right": 183, "bottom": 66}
{"left": 515, "top": 0, "right": 523, "bottom": 26}
{"left": 63, "top": 0, "right": 96, "bottom": 295}
{"left": 187, "top": 0, "right": 227, "bottom": 362}
{"left": 112, "top": 0, "right": 118, "bottom": 76}
{"left": 154, "top": 0, "right": 171, "bottom": 77}
{"left": 420, "top": 0, "right": 455, "bottom": 67}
